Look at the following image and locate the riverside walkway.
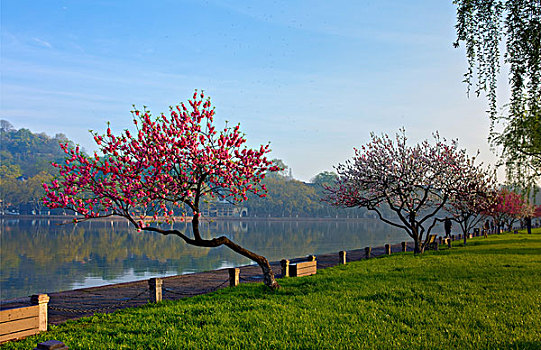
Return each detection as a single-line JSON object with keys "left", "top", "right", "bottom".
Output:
{"left": 1, "top": 242, "right": 413, "bottom": 324}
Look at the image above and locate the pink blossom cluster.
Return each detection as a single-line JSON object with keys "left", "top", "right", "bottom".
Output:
{"left": 483, "top": 188, "right": 536, "bottom": 230}
{"left": 325, "top": 128, "right": 489, "bottom": 252}
{"left": 445, "top": 156, "right": 497, "bottom": 235}
{"left": 327, "top": 129, "right": 471, "bottom": 213}
{"left": 43, "top": 91, "right": 279, "bottom": 228}
{"left": 534, "top": 205, "right": 541, "bottom": 218}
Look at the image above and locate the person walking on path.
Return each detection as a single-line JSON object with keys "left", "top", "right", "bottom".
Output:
{"left": 444, "top": 218, "right": 452, "bottom": 238}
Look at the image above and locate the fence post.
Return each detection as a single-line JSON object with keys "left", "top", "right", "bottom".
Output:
{"left": 339, "top": 251, "right": 346, "bottom": 265}
{"left": 228, "top": 268, "right": 240, "bottom": 287}
{"left": 385, "top": 244, "right": 391, "bottom": 255}
{"left": 365, "top": 247, "right": 371, "bottom": 259}
{"left": 280, "top": 259, "right": 290, "bottom": 277}
{"left": 30, "top": 294, "right": 49, "bottom": 332}
{"left": 148, "top": 278, "right": 163, "bottom": 303}
{"left": 401, "top": 241, "right": 407, "bottom": 252}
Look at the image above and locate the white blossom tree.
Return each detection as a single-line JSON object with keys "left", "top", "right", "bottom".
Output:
{"left": 326, "top": 129, "right": 482, "bottom": 253}
{"left": 446, "top": 158, "right": 497, "bottom": 245}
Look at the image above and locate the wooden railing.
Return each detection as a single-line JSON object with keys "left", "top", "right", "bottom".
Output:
{"left": 0, "top": 294, "right": 49, "bottom": 343}
{"left": 280, "top": 255, "right": 318, "bottom": 277}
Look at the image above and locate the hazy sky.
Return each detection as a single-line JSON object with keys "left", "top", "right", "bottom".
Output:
{"left": 1, "top": 0, "right": 506, "bottom": 181}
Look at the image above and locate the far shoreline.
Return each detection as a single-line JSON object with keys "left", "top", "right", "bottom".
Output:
{"left": 0, "top": 214, "right": 374, "bottom": 222}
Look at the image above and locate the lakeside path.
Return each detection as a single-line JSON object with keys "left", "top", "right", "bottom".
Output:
{"left": 0, "top": 242, "right": 414, "bottom": 324}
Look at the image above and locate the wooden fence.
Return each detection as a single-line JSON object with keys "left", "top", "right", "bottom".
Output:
{"left": 0, "top": 231, "right": 491, "bottom": 344}
{"left": 0, "top": 294, "right": 49, "bottom": 343}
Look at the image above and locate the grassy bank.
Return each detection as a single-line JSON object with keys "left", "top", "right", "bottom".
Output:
{"left": 517, "top": 227, "right": 541, "bottom": 234}
{"left": 4, "top": 234, "right": 540, "bottom": 349}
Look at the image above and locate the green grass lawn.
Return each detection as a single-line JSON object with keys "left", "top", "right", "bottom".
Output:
{"left": 516, "top": 227, "right": 541, "bottom": 234}
{"left": 3, "top": 234, "right": 541, "bottom": 349}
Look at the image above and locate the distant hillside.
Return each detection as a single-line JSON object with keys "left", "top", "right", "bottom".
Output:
{"left": 0, "top": 120, "right": 76, "bottom": 212}
{"left": 243, "top": 175, "right": 371, "bottom": 218}
{"left": 0, "top": 120, "right": 75, "bottom": 178}
{"left": 0, "top": 120, "right": 363, "bottom": 217}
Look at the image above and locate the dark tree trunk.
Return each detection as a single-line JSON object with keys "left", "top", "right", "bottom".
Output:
{"left": 221, "top": 237, "right": 279, "bottom": 289}
{"left": 413, "top": 238, "right": 423, "bottom": 254}
{"left": 410, "top": 212, "right": 423, "bottom": 254}
{"left": 191, "top": 214, "right": 279, "bottom": 289}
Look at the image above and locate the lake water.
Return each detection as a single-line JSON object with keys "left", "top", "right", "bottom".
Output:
{"left": 0, "top": 218, "right": 411, "bottom": 300}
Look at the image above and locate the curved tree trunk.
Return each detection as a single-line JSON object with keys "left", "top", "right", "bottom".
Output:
{"left": 220, "top": 236, "right": 280, "bottom": 289}
{"left": 134, "top": 213, "right": 280, "bottom": 289}
{"left": 191, "top": 215, "right": 279, "bottom": 289}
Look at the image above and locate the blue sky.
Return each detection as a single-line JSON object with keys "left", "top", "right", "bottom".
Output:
{"left": 1, "top": 0, "right": 505, "bottom": 181}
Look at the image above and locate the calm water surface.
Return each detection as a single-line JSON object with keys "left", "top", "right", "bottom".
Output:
{"left": 0, "top": 218, "right": 411, "bottom": 300}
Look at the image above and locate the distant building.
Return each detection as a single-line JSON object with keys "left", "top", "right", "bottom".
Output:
{"left": 200, "top": 202, "right": 248, "bottom": 217}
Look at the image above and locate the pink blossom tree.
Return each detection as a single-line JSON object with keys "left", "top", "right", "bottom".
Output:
{"left": 533, "top": 205, "right": 541, "bottom": 230}
{"left": 483, "top": 189, "right": 527, "bottom": 233}
{"left": 43, "top": 91, "right": 281, "bottom": 289}
{"left": 445, "top": 159, "right": 497, "bottom": 245}
{"left": 325, "top": 129, "right": 478, "bottom": 254}
{"left": 534, "top": 205, "right": 541, "bottom": 218}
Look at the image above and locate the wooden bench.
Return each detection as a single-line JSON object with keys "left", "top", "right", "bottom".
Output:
{"left": 289, "top": 260, "right": 317, "bottom": 277}
{"left": 0, "top": 294, "right": 49, "bottom": 344}
{"left": 425, "top": 234, "right": 438, "bottom": 251}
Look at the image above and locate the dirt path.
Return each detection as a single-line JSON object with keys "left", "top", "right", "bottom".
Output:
{"left": 1, "top": 242, "right": 414, "bottom": 325}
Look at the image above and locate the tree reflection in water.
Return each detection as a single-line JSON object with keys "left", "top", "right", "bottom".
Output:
{"left": 0, "top": 218, "right": 409, "bottom": 300}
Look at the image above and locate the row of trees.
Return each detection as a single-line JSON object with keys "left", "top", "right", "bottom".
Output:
{"left": 325, "top": 129, "right": 540, "bottom": 253}
{"left": 42, "top": 92, "right": 539, "bottom": 289}
{"left": 485, "top": 188, "right": 539, "bottom": 233}
{"left": 43, "top": 91, "right": 384, "bottom": 289}
{"left": 34, "top": 2, "right": 541, "bottom": 290}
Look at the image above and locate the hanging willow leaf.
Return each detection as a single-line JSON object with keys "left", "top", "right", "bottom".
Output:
{"left": 454, "top": 0, "right": 541, "bottom": 195}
